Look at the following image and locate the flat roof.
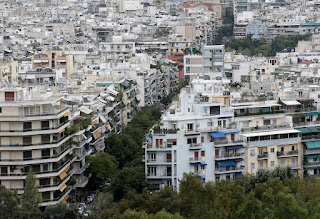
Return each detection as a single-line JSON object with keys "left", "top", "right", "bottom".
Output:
{"left": 241, "top": 129, "right": 300, "bottom": 137}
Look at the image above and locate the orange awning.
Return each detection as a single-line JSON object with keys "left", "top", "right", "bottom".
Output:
{"left": 59, "top": 171, "right": 67, "bottom": 180}
{"left": 59, "top": 128, "right": 65, "bottom": 134}
{"left": 64, "top": 166, "right": 70, "bottom": 173}
{"left": 59, "top": 184, "right": 67, "bottom": 192}
{"left": 63, "top": 112, "right": 69, "bottom": 117}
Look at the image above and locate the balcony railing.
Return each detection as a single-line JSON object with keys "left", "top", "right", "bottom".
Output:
{"left": 189, "top": 143, "right": 202, "bottom": 149}
{"left": 215, "top": 153, "right": 245, "bottom": 159}
{"left": 0, "top": 120, "right": 69, "bottom": 132}
{"left": 215, "top": 166, "right": 244, "bottom": 173}
{"left": 258, "top": 153, "right": 269, "bottom": 159}
{"left": 241, "top": 124, "right": 291, "bottom": 132}
{"left": 293, "top": 121, "right": 320, "bottom": 127}
{"left": 214, "top": 139, "right": 243, "bottom": 145}
{"left": 0, "top": 107, "right": 69, "bottom": 118}
{"left": 305, "top": 161, "right": 320, "bottom": 167}
{"left": 285, "top": 107, "right": 317, "bottom": 113}
{"left": 277, "top": 150, "right": 299, "bottom": 157}
{"left": 1, "top": 135, "right": 69, "bottom": 147}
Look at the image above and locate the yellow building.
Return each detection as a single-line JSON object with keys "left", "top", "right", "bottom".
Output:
{"left": 242, "top": 129, "right": 302, "bottom": 175}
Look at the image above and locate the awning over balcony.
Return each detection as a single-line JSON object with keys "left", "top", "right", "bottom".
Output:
{"left": 200, "top": 163, "right": 207, "bottom": 166}
{"left": 218, "top": 116, "right": 232, "bottom": 119}
{"left": 217, "top": 160, "right": 236, "bottom": 167}
{"left": 59, "top": 184, "right": 67, "bottom": 192}
{"left": 308, "top": 127, "right": 320, "bottom": 133}
{"left": 306, "top": 154, "right": 320, "bottom": 159}
{"left": 209, "top": 132, "right": 226, "bottom": 138}
{"left": 226, "top": 145, "right": 244, "bottom": 150}
{"left": 59, "top": 171, "right": 67, "bottom": 180}
{"left": 221, "top": 129, "right": 240, "bottom": 134}
{"left": 306, "top": 141, "right": 320, "bottom": 149}
{"left": 305, "top": 112, "right": 319, "bottom": 116}
{"left": 296, "top": 127, "right": 311, "bottom": 134}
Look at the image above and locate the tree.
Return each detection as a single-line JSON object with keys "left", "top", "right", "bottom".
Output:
{"left": 22, "top": 171, "right": 42, "bottom": 218}
{"left": 0, "top": 185, "right": 21, "bottom": 218}
{"left": 87, "top": 152, "right": 118, "bottom": 179}
{"left": 42, "top": 203, "right": 78, "bottom": 219}
{"left": 91, "top": 192, "right": 115, "bottom": 216}
{"left": 123, "top": 210, "right": 184, "bottom": 219}
{"left": 110, "top": 167, "right": 148, "bottom": 201}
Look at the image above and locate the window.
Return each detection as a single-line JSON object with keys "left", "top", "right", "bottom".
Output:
{"left": 23, "top": 122, "right": 32, "bottom": 132}
{"left": 41, "top": 121, "right": 49, "bottom": 130}
{"left": 218, "top": 120, "right": 222, "bottom": 126}
{"left": 42, "top": 149, "right": 50, "bottom": 158}
{"left": 263, "top": 120, "right": 271, "bottom": 126}
{"left": 201, "top": 151, "right": 205, "bottom": 157}
{"left": 23, "top": 151, "right": 32, "bottom": 160}
{"left": 5, "top": 92, "right": 14, "bottom": 101}
{"left": 210, "top": 106, "right": 220, "bottom": 115}
{"left": 251, "top": 163, "right": 255, "bottom": 170}
{"left": 259, "top": 161, "right": 264, "bottom": 169}
{"left": 186, "top": 58, "right": 190, "bottom": 64}
{"left": 250, "top": 149, "right": 255, "bottom": 156}
{"left": 186, "top": 67, "right": 190, "bottom": 73}
{"left": 201, "top": 136, "right": 204, "bottom": 143}
{"left": 271, "top": 161, "right": 275, "bottom": 167}
{"left": 280, "top": 159, "right": 285, "bottom": 167}
{"left": 273, "top": 119, "right": 277, "bottom": 125}
{"left": 270, "top": 148, "right": 275, "bottom": 153}
{"left": 207, "top": 122, "right": 212, "bottom": 127}
{"left": 201, "top": 165, "right": 205, "bottom": 170}
{"left": 23, "top": 136, "right": 32, "bottom": 145}
{"left": 187, "top": 123, "right": 193, "bottom": 131}
{"left": 292, "top": 158, "right": 296, "bottom": 167}
{"left": 291, "top": 145, "right": 295, "bottom": 151}
{"left": 281, "top": 147, "right": 284, "bottom": 152}
{"left": 150, "top": 153, "right": 156, "bottom": 161}
{"left": 42, "top": 163, "right": 49, "bottom": 172}
{"left": 148, "top": 167, "right": 156, "bottom": 176}
{"left": 242, "top": 121, "right": 249, "bottom": 128}
{"left": 0, "top": 107, "right": 2, "bottom": 113}
{"left": 41, "top": 135, "right": 50, "bottom": 144}
{"left": 187, "top": 138, "right": 197, "bottom": 144}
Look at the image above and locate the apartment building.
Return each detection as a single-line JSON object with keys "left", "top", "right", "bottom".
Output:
{"left": 183, "top": 55, "right": 203, "bottom": 81}
{"left": 202, "top": 45, "right": 225, "bottom": 78}
{"left": 0, "top": 49, "right": 18, "bottom": 84}
{"left": 242, "top": 129, "right": 301, "bottom": 174}
{"left": 143, "top": 81, "right": 245, "bottom": 190}
{"left": 0, "top": 88, "right": 74, "bottom": 206}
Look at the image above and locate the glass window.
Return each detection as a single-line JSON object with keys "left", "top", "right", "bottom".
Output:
{"left": 281, "top": 159, "right": 285, "bottom": 167}
{"left": 271, "top": 161, "right": 275, "bottom": 167}
{"left": 270, "top": 148, "right": 275, "bottom": 153}
{"left": 251, "top": 163, "right": 255, "bottom": 170}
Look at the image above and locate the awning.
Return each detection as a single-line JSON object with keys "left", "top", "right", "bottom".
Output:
{"left": 282, "top": 100, "right": 301, "bottom": 106}
{"left": 306, "top": 154, "right": 320, "bottom": 159}
{"left": 305, "top": 112, "right": 319, "bottom": 116}
{"left": 209, "top": 132, "right": 226, "bottom": 138}
{"left": 59, "top": 128, "right": 65, "bottom": 134}
{"left": 218, "top": 116, "right": 232, "bottom": 119}
{"left": 93, "top": 131, "right": 101, "bottom": 140}
{"left": 226, "top": 145, "right": 245, "bottom": 150}
{"left": 79, "top": 106, "right": 93, "bottom": 115}
{"left": 59, "top": 171, "right": 67, "bottom": 180}
{"left": 296, "top": 127, "right": 311, "bottom": 134}
{"left": 306, "top": 141, "right": 320, "bottom": 149}
{"left": 63, "top": 112, "right": 69, "bottom": 117}
{"left": 200, "top": 163, "right": 207, "bottom": 166}
{"left": 99, "top": 115, "right": 106, "bottom": 123}
{"left": 167, "top": 139, "right": 177, "bottom": 142}
{"left": 121, "top": 80, "right": 130, "bottom": 87}
{"left": 64, "top": 166, "right": 70, "bottom": 172}
{"left": 59, "top": 184, "right": 67, "bottom": 192}
{"left": 221, "top": 129, "right": 240, "bottom": 134}
{"left": 217, "top": 160, "right": 236, "bottom": 167}
{"left": 122, "top": 97, "right": 127, "bottom": 105}
{"left": 308, "top": 127, "right": 320, "bottom": 133}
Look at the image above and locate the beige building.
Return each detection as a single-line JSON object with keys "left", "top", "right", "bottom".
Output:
{"left": 0, "top": 88, "right": 74, "bottom": 206}
{"left": 242, "top": 129, "right": 302, "bottom": 175}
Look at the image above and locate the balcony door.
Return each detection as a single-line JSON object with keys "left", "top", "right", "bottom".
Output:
{"left": 23, "top": 122, "right": 32, "bottom": 132}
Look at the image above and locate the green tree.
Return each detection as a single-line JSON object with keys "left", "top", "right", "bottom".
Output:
{"left": 123, "top": 210, "right": 184, "bottom": 219}
{"left": 0, "top": 185, "right": 21, "bottom": 218}
{"left": 42, "top": 203, "right": 78, "bottom": 219}
{"left": 22, "top": 171, "right": 42, "bottom": 218}
{"left": 110, "top": 166, "right": 147, "bottom": 201}
{"left": 87, "top": 152, "right": 118, "bottom": 179}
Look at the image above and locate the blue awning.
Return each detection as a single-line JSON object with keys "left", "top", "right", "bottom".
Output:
{"left": 209, "top": 132, "right": 226, "bottom": 138}
{"left": 217, "top": 160, "right": 236, "bottom": 167}
{"left": 218, "top": 116, "right": 232, "bottom": 119}
{"left": 148, "top": 180, "right": 162, "bottom": 184}
{"left": 226, "top": 145, "right": 244, "bottom": 150}
{"left": 221, "top": 129, "right": 240, "bottom": 134}
{"left": 200, "top": 163, "right": 207, "bottom": 166}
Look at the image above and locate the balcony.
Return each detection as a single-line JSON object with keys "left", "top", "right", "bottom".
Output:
{"left": 189, "top": 157, "right": 203, "bottom": 163}
{"left": 241, "top": 124, "right": 291, "bottom": 132}
{"left": 277, "top": 150, "right": 299, "bottom": 157}
{"left": 153, "top": 128, "right": 179, "bottom": 134}
{"left": 0, "top": 107, "right": 69, "bottom": 122}
{"left": 305, "top": 161, "right": 320, "bottom": 167}
{"left": 41, "top": 186, "right": 71, "bottom": 207}
{"left": 189, "top": 143, "right": 202, "bottom": 150}
{"left": 214, "top": 139, "right": 243, "bottom": 146}
{"left": 215, "top": 166, "right": 245, "bottom": 174}
{"left": 0, "top": 121, "right": 70, "bottom": 136}
{"left": 75, "top": 175, "right": 91, "bottom": 188}
{"left": 257, "top": 153, "right": 269, "bottom": 160}
{"left": 147, "top": 173, "right": 172, "bottom": 178}
{"left": 285, "top": 107, "right": 317, "bottom": 114}
{"left": 75, "top": 163, "right": 89, "bottom": 175}
{"left": 215, "top": 153, "right": 245, "bottom": 160}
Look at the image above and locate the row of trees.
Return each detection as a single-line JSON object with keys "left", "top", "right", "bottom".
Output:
{"left": 225, "top": 34, "right": 312, "bottom": 56}
{"left": 98, "top": 167, "right": 320, "bottom": 219}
